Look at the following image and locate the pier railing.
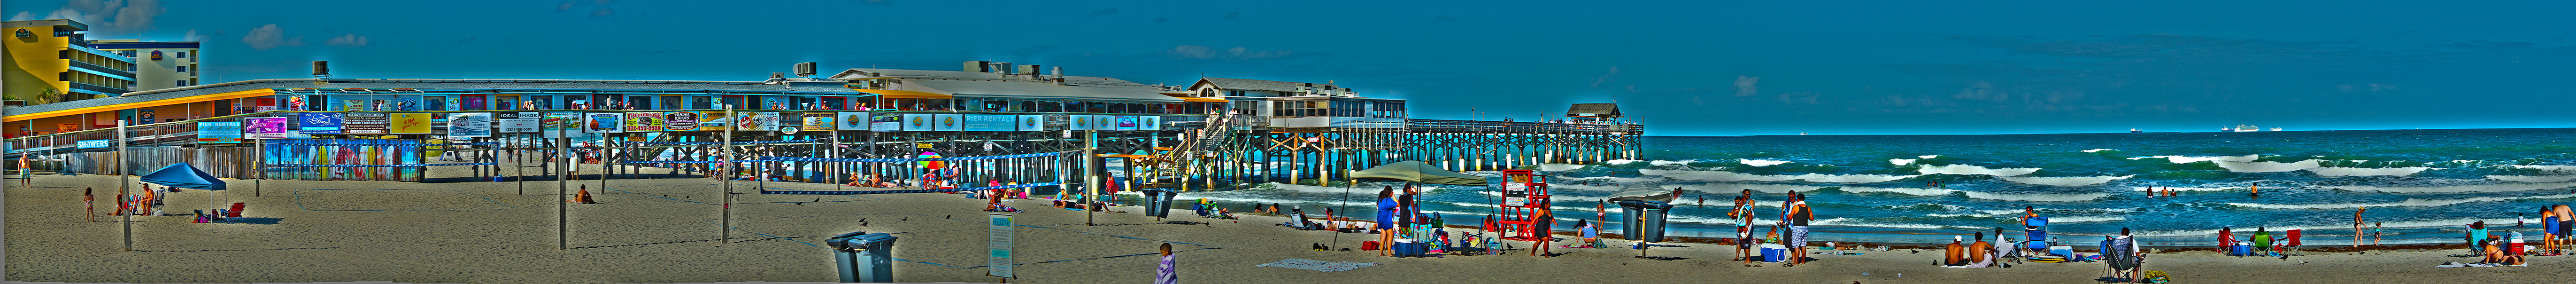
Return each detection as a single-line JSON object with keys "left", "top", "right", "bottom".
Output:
{"left": 1404, "top": 119, "right": 1641, "bottom": 134}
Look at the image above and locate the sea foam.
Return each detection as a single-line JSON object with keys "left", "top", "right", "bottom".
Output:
{"left": 2320, "top": 181, "right": 2576, "bottom": 193}
{"left": 1738, "top": 158, "right": 1794, "bottom": 167}
{"left": 2224, "top": 193, "right": 2576, "bottom": 209}
{"left": 2487, "top": 175, "right": 2576, "bottom": 183}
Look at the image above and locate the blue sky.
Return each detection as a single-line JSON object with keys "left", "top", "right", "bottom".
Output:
{"left": 10, "top": 0, "right": 2575, "bottom": 135}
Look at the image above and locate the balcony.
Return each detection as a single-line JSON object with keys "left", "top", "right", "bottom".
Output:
{"left": 67, "top": 60, "right": 134, "bottom": 80}
{"left": 66, "top": 82, "right": 128, "bottom": 96}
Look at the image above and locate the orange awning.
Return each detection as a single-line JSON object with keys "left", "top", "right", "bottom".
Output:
{"left": 1178, "top": 97, "right": 1227, "bottom": 103}
{"left": 850, "top": 89, "right": 953, "bottom": 99}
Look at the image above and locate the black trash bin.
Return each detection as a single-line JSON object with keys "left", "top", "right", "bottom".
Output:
{"left": 1616, "top": 200, "right": 1676, "bottom": 242}
{"left": 1140, "top": 189, "right": 1178, "bottom": 218}
{"left": 829, "top": 230, "right": 899, "bottom": 283}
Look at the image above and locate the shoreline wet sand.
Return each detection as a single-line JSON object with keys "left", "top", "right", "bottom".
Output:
{"left": 8, "top": 167, "right": 2576, "bottom": 284}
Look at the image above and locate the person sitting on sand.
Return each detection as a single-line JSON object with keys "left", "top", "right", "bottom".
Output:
{"left": 1967, "top": 232, "right": 1995, "bottom": 268}
{"left": 2108, "top": 228, "right": 2143, "bottom": 281}
{"left": 2217, "top": 227, "right": 2237, "bottom": 255}
{"left": 1944, "top": 236, "right": 1967, "bottom": 267}
{"left": 2479, "top": 235, "right": 2505, "bottom": 264}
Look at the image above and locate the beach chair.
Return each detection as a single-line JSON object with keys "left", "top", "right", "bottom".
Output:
{"left": 225, "top": 202, "right": 245, "bottom": 218}
{"left": 2282, "top": 229, "right": 2302, "bottom": 256}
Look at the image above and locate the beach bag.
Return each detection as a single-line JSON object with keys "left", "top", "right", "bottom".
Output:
{"left": 1362, "top": 241, "right": 1381, "bottom": 251}
{"left": 2144, "top": 270, "right": 2171, "bottom": 283}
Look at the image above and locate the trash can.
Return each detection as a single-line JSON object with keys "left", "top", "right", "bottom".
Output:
{"left": 829, "top": 231, "right": 899, "bottom": 283}
{"left": 1615, "top": 200, "right": 1675, "bottom": 242}
{"left": 1140, "top": 189, "right": 1178, "bottom": 218}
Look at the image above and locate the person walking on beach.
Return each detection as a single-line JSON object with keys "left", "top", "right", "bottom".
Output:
{"left": 2353, "top": 207, "right": 2368, "bottom": 247}
{"left": 1155, "top": 243, "right": 1179, "bottom": 284}
{"left": 1530, "top": 201, "right": 1556, "bottom": 258}
{"left": 83, "top": 188, "right": 94, "bottom": 222}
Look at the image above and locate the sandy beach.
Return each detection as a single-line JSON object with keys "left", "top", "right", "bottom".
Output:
{"left": 9, "top": 166, "right": 2576, "bottom": 284}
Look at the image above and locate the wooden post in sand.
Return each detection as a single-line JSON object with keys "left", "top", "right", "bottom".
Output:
{"left": 719, "top": 104, "right": 734, "bottom": 245}
{"left": 558, "top": 123, "right": 573, "bottom": 250}
{"left": 1084, "top": 129, "right": 1097, "bottom": 226}
{"left": 117, "top": 119, "right": 131, "bottom": 252}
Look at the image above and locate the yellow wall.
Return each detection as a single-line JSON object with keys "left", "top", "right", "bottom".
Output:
{"left": 4, "top": 23, "right": 71, "bottom": 103}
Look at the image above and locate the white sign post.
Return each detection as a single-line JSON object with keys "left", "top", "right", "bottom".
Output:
{"left": 989, "top": 213, "right": 1015, "bottom": 279}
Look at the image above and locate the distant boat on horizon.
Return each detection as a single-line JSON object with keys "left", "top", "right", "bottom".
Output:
{"left": 2131, "top": 128, "right": 2143, "bottom": 133}
{"left": 2226, "top": 125, "right": 2261, "bottom": 132}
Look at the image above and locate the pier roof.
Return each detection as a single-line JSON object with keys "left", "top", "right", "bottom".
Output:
{"left": 5, "top": 79, "right": 863, "bottom": 122}
{"left": 1198, "top": 78, "right": 1305, "bottom": 93}
{"left": 844, "top": 69, "right": 1184, "bottom": 103}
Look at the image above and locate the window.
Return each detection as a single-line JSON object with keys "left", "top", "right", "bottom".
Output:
{"left": 176, "top": 52, "right": 186, "bottom": 58}
{"left": 177, "top": 80, "right": 187, "bottom": 87}
{"left": 176, "top": 66, "right": 187, "bottom": 72}
{"left": 692, "top": 96, "right": 713, "bottom": 109}
{"left": 1273, "top": 101, "right": 1326, "bottom": 117}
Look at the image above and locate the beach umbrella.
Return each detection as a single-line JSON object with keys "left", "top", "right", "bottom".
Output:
{"left": 140, "top": 163, "right": 225, "bottom": 191}
{"left": 1347, "top": 160, "right": 1488, "bottom": 186}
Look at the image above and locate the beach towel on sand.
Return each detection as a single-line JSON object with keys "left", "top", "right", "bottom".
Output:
{"left": 1256, "top": 259, "right": 1381, "bottom": 272}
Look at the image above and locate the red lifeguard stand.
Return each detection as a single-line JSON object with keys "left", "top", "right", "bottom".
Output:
{"left": 1495, "top": 170, "right": 1553, "bottom": 241}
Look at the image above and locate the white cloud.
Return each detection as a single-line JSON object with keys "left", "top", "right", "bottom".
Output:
{"left": 37, "top": 0, "right": 166, "bottom": 35}
{"left": 1733, "top": 75, "right": 1760, "bottom": 97}
{"left": 9, "top": 11, "right": 34, "bottom": 21}
{"left": 181, "top": 29, "right": 205, "bottom": 41}
{"left": 325, "top": 33, "right": 369, "bottom": 47}
{"left": 1953, "top": 80, "right": 1994, "bottom": 100}
{"left": 241, "top": 24, "right": 304, "bottom": 50}
{"left": 1165, "top": 45, "right": 1215, "bottom": 59}
{"left": 111, "top": 0, "right": 165, "bottom": 33}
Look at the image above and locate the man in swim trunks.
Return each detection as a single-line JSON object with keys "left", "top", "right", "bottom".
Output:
{"left": 1786, "top": 192, "right": 1814, "bottom": 266}
{"left": 2542, "top": 207, "right": 2560, "bottom": 253}
{"left": 2556, "top": 205, "right": 2575, "bottom": 253}
{"left": 1737, "top": 225, "right": 1757, "bottom": 266}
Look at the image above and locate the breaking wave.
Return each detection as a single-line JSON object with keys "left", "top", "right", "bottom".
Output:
{"left": 2488, "top": 175, "right": 2576, "bottom": 183}
{"left": 1961, "top": 191, "right": 2112, "bottom": 202}
{"left": 1915, "top": 164, "right": 2041, "bottom": 176}
{"left": 2224, "top": 193, "right": 2576, "bottom": 209}
{"left": 1998, "top": 175, "right": 2135, "bottom": 186}
{"left": 2320, "top": 181, "right": 2576, "bottom": 193}
{"left": 2133, "top": 155, "right": 2263, "bottom": 164}
{"left": 1739, "top": 158, "right": 1794, "bottom": 167}
{"left": 1640, "top": 169, "right": 1918, "bottom": 183}
{"left": 2307, "top": 166, "right": 2438, "bottom": 177}
{"left": 1539, "top": 164, "right": 1588, "bottom": 172}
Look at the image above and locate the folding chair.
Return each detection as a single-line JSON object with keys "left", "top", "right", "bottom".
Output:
{"left": 2281, "top": 229, "right": 2302, "bottom": 256}
{"left": 226, "top": 202, "right": 245, "bottom": 218}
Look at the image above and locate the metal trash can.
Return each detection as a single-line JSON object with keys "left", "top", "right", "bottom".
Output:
{"left": 829, "top": 231, "right": 899, "bottom": 283}
{"left": 1616, "top": 200, "right": 1675, "bottom": 242}
{"left": 1140, "top": 189, "right": 1178, "bottom": 218}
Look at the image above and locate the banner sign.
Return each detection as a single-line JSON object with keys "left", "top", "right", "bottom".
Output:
{"left": 542, "top": 111, "right": 580, "bottom": 138}
{"left": 584, "top": 112, "right": 623, "bottom": 134}
{"left": 243, "top": 117, "right": 290, "bottom": 139}
{"left": 391, "top": 113, "right": 434, "bottom": 134}
{"left": 699, "top": 110, "right": 730, "bottom": 131}
{"left": 1019, "top": 115, "right": 1045, "bottom": 131}
{"left": 447, "top": 112, "right": 493, "bottom": 138}
{"left": 1140, "top": 116, "right": 1162, "bottom": 131}
{"left": 664, "top": 111, "right": 700, "bottom": 131}
{"left": 934, "top": 114, "right": 964, "bottom": 132}
{"left": 1115, "top": 116, "right": 1139, "bottom": 131}
{"left": 498, "top": 112, "right": 539, "bottom": 134}
{"left": 802, "top": 112, "right": 835, "bottom": 132}
{"left": 76, "top": 139, "right": 111, "bottom": 149}
{"left": 342, "top": 112, "right": 390, "bottom": 134}
{"left": 1067, "top": 115, "right": 1091, "bottom": 131}
{"left": 195, "top": 121, "right": 241, "bottom": 143}
{"left": 902, "top": 114, "right": 933, "bottom": 132}
{"left": 837, "top": 112, "right": 868, "bottom": 131}
{"left": 298, "top": 113, "right": 341, "bottom": 134}
{"left": 961, "top": 114, "right": 1017, "bottom": 132}
{"left": 625, "top": 112, "right": 665, "bottom": 132}
{"left": 870, "top": 113, "right": 901, "bottom": 132}
{"left": 1098, "top": 115, "right": 1121, "bottom": 131}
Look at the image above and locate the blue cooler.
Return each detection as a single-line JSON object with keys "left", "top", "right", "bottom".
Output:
{"left": 2026, "top": 216, "right": 2048, "bottom": 228}
{"left": 1759, "top": 244, "right": 1789, "bottom": 262}
{"left": 2231, "top": 241, "right": 2253, "bottom": 256}
{"left": 1393, "top": 240, "right": 1425, "bottom": 257}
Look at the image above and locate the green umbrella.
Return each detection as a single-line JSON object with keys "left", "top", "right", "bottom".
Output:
{"left": 1348, "top": 160, "right": 1489, "bottom": 185}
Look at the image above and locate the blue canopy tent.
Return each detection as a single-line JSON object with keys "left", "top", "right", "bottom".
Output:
{"left": 141, "top": 163, "right": 226, "bottom": 191}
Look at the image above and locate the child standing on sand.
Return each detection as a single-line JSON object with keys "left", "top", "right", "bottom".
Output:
{"left": 1155, "top": 243, "right": 1179, "bottom": 284}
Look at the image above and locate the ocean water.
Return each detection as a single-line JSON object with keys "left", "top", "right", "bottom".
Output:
{"left": 1173, "top": 128, "right": 2576, "bottom": 245}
